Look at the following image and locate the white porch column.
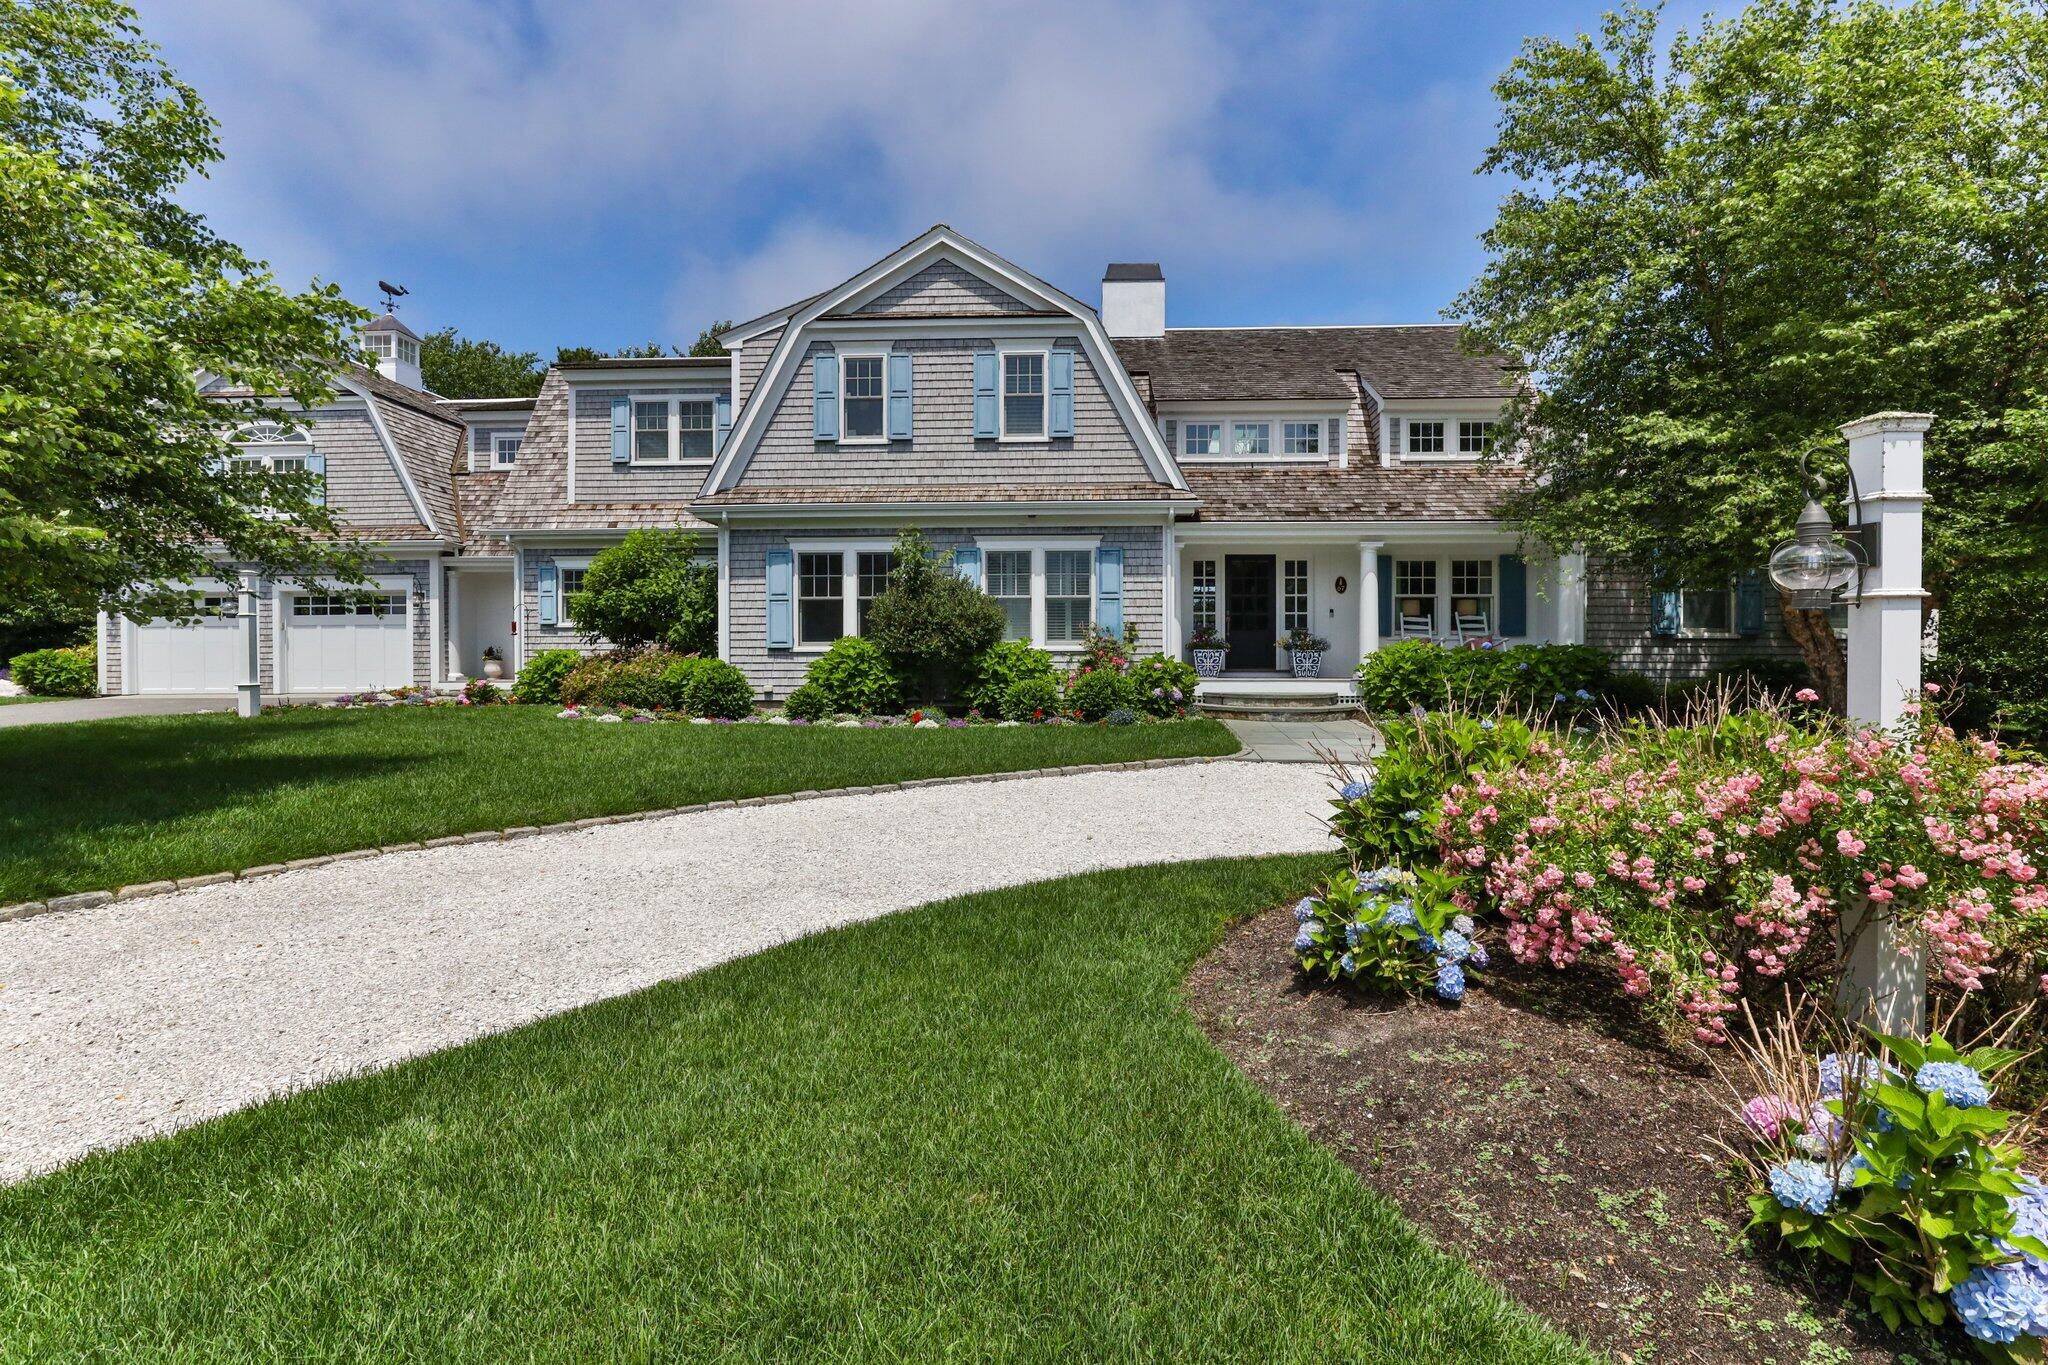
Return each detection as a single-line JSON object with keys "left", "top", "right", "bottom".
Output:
{"left": 445, "top": 564, "right": 464, "bottom": 681}
{"left": 1357, "top": 541, "right": 1383, "bottom": 662}
{"left": 1558, "top": 551, "right": 1588, "bottom": 645}
{"left": 1837, "top": 411, "right": 1933, "bottom": 1036}
{"left": 235, "top": 568, "right": 262, "bottom": 717}
{"left": 1162, "top": 524, "right": 1181, "bottom": 656}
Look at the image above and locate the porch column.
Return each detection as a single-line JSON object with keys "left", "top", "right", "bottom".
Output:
{"left": 1558, "top": 551, "right": 1588, "bottom": 644}
{"left": 445, "top": 565, "right": 464, "bottom": 681}
{"left": 1161, "top": 524, "right": 1181, "bottom": 656}
{"left": 1357, "top": 540, "right": 1383, "bottom": 660}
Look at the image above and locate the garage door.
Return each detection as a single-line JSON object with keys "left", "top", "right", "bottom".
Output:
{"left": 130, "top": 594, "right": 243, "bottom": 693}
{"left": 282, "top": 592, "right": 412, "bottom": 693}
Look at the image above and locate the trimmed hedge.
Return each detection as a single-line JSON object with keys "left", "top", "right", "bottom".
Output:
{"left": 682, "top": 659, "right": 753, "bottom": 719}
{"left": 9, "top": 644, "right": 96, "bottom": 697}
{"left": 1356, "top": 641, "right": 1610, "bottom": 714}
{"left": 1065, "top": 666, "right": 1139, "bottom": 721}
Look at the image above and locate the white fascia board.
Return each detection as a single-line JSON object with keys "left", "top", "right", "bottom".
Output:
{"left": 1156, "top": 399, "right": 1352, "bottom": 415}
{"left": 692, "top": 500, "right": 1190, "bottom": 528}
{"left": 561, "top": 364, "right": 733, "bottom": 387}
{"left": 1380, "top": 396, "right": 1511, "bottom": 413}
{"left": 338, "top": 374, "right": 442, "bottom": 536}
{"left": 1174, "top": 519, "right": 1517, "bottom": 544}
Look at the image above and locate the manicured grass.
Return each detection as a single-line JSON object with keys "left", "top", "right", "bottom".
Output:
{"left": 0, "top": 693, "right": 57, "bottom": 704}
{"left": 0, "top": 707, "right": 1240, "bottom": 903}
{"left": 0, "top": 856, "right": 1590, "bottom": 1362}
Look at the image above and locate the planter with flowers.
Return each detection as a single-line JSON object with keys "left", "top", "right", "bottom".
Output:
{"left": 1278, "top": 628, "right": 1331, "bottom": 679}
{"left": 480, "top": 646, "right": 505, "bottom": 680}
{"left": 1188, "top": 624, "right": 1229, "bottom": 679}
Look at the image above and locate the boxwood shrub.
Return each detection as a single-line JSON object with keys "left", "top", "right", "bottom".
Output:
{"left": 1001, "top": 673, "right": 1062, "bottom": 721}
{"left": 1065, "top": 666, "right": 1139, "bottom": 721}
{"left": 1356, "top": 640, "right": 1610, "bottom": 714}
{"left": 966, "top": 639, "right": 1058, "bottom": 715}
{"left": 682, "top": 659, "right": 754, "bottom": 719}
{"left": 781, "top": 681, "right": 833, "bottom": 722}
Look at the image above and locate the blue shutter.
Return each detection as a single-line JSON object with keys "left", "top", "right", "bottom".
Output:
{"left": 764, "top": 548, "right": 794, "bottom": 649}
{"left": 972, "top": 351, "right": 998, "bottom": 439}
{"left": 1377, "top": 554, "right": 1393, "bottom": 637}
{"left": 1048, "top": 349, "right": 1074, "bottom": 438}
{"left": 1651, "top": 590, "right": 1681, "bottom": 637}
{"left": 610, "top": 396, "right": 631, "bottom": 467}
{"left": 1736, "top": 569, "right": 1765, "bottom": 636}
{"left": 952, "top": 545, "right": 981, "bottom": 585}
{"left": 811, "top": 353, "right": 838, "bottom": 441}
{"left": 887, "top": 353, "right": 914, "bottom": 441}
{"left": 1497, "top": 553, "right": 1527, "bottom": 636}
{"left": 537, "top": 562, "right": 559, "bottom": 627}
{"left": 713, "top": 392, "right": 732, "bottom": 454}
{"left": 304, "top": 452, "right": 326, "bottom": 506}
{"left": 1095, "top": 546, "right": 1124, "bottom": 638}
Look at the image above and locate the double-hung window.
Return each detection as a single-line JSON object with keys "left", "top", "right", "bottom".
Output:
{"left": 1406, "top": 421, "right": 1446, "bottom": 455}
{"left": 797, "top": 553, "right": 846, "bottom": 646}
{"left": 1183, "top": 422, "right": 1222, "bottom": 457}
{"left": 1283, "top": 560, "right": 1310, "bottom": 633}
{"left": 1451, "top": 559, "right": 1494, "bottom": 631}
{"left": 841, "top": 356, "right": 885, "bottom": 441}
{"left": 1002, "top": 353, "right": 1046, "bottom": 438}
{"left": 676, "top": 400, "right": 713, "bottom": 459}
{"left": 1232, "top": 422, "right": 1271, "bottom": 457}
{"left": 1282, "top": 421, "right": 1321, "bottom": 456}
{"left": 855, "top": 552, "right": 895, "bottom": 634}
{"left": 1459, "top": 420, "right": 1496, "bottom": 454}
{"left": 492, "top": 433, "right": 521, "bottom": 467}
{"left": 1044, "top": 550, "right": 1092, "bottom": 646}
{"left": 629, "top": 395, "right": 720, "bottom": 462}
{"left": 558, "top": 567, "right": 588, "bottom": 626}
{"left": 1395, "top": 559, "right": 1439, "bottom": 632}
{"left": 986, "top": 550, "right": 1033, "bottom": 641}
{"left": 633, "top": 401, "right": 670, "bottom": 461}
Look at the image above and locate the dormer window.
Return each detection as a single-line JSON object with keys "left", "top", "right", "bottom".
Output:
{"left": 1407, "top": 421, "right": 1446, "bottom": 455}
{"left": 1002, "top": 352, "right": 1046, "bottom": 438}
{"left": 841, "top": 355, "right": 885, "bottom": 442}
{"left": 1183, "top": 422, "right": 1221, "bottom": 456}
{"left": 1282, "top": 421, "right": 1321, "bottom": 456}
{"left": 493, "top": 433, "right": 521, "bottom": 467}
{"left": 634, "top": 401, "right": 669, "bottom": 460}
{"left": 1231, "top": 422, "right": 1270, "bottom": 456}
{"left": 1459, "top": 420, "right": 1496, "bottom": 454}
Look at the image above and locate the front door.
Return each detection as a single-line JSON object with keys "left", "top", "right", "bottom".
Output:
{"left": 1224, "top": 555, "right": 1277, "bottom": 670}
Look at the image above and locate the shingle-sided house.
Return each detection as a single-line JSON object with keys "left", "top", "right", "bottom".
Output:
{"left": 96, "top": 225, "right": 1803, "bottom": 699}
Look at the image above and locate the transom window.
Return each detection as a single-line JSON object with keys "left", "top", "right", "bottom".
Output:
{"left": 1232, "top": 422, "right": 1271, "bottom": 457}
{"left": 1043, "top": 549, "right": 1091, "bottom": 645}
{"left": 1191, "top": 559, "right": 1218, "bottom": 632}
{"left": 1459, "top": 420, "right": 1496, "bottom": 454}
{"left": 1407, "top": 421, "right": 1446, "bottom": 455}
{"left": 293, "top": 593, "right": 403, "bottom": 618}
{"left": 1282, "top": 421, "right": 1322, "bottom": 456}
{"left": 856, "top": 552, "right": 896, "bottom": 634}
{"left": 1002, "top": 353, "right": 1046, "bottom": 438}
{"left": 986, "top": 550, "right": 1033, "bottom": 641}
{"left": 1183, "top": 422, "right": 1222, "bottom": 457}
{"left": 842, "top": 356, "right": 885, "bottom": 441}
{"left": 798, "top": 553, "right": 846, "bottom": 646}
{"left": 1394, "top": 559, "right": 1438, "bottom": 633}
{"left": 634, "top": 401, "right": 669, "bottom": 460}
{"left": 493, "top": 433, "right": 522, "bottom": 467}
{"left": 1283, "top": 560, "right": 1310, "bottom": 633}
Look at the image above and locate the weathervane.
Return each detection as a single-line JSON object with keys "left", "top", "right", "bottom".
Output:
{"left": 378, "top": 279, "right": 409, "bottom": 313}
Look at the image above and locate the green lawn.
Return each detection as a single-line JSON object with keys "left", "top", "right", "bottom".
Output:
{"left": 0, "top": 708, "right": 1240, "bottom": 903}
{"left": 0, "top": 856, "right": 1589, "bottom": 1363}
{"left": 0, "top": 693, "right": 57, "bottom": 704}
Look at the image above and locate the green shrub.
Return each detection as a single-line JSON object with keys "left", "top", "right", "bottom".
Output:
{"left": 1328, "top": 708, "right": 1536, "bottom": 868}
{"left": 1104, "top": 708, "right": 1138, "bottom": 727}
{"left": 512, "top": 648, "right": 582, "bottom": 704}
{"left": 557, "top": 650, "right": 705, "bottom": 710}
{"left": 1065, "top": 666, "right": 1138, "bottom": 721}
{"left": 864, "top": 530, "right": 1006, "bottom": 703}
{"left": 1355, "top": 640, "right": 1446, "bottom": 712}
{"left": 1001, "top": 673, "right": 1062, "bottom": 722}
{"left": 781, "top": 681, "right": 833, "bottom": 722}
{"left": 1709, "top": 652, "right": 1813, "bottom": 697}
{"left": 804, "top": 636, "right": 903, "bottom": 714}
{"left": 1356, "top": 641, "right": 1611, "bottom": 714}
{"left": 966, "top": 640, "right": 1058, "bottom": 714}
{"left": 658, "top": 655, "right": 705, "bottom": 707}
{"left": 1127, "top": 654, "right": 1196, "bottom": 718}
{"left": 9, "top": 644, "right": 96, "bottom": 697}
{"left": 683, "top": 659, "right": 754, "bottom": 719}
{"left": 565, "top": 530, "right": 717, "bottom": 654}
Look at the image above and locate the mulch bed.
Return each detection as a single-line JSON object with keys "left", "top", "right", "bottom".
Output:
{"left": 1186, "top": 903, "right": 1953, "bottom": 1365}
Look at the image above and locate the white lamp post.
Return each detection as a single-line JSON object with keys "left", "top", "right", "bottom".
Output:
{"left": 235, "top": 568, "right": 263, "bottom": 718}
{"left": 1768, "top": 412, "right": 1932, "bottom": 1035}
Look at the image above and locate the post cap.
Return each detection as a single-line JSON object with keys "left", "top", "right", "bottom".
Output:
{"left": 1839, "top": 412, "right": 1934, "bottom": 440}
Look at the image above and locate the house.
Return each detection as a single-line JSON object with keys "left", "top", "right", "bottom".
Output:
{"left": 95, "top": 225, "right": 1803, "bottom": 699}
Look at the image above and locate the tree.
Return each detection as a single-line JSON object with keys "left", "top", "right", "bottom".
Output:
{"left": 419, "top": 327, "right": 542, "bottom": 398}
{"left": 551, "top": 325, "right": 729, "bottom": 366}
{"left": 1455, "top": 0, "right": 2048, "bottom": 725}
{"left": 864, "top": 530, "right": 1006, "bottom": 704}
{"left": 566, "top": 529, "right": 716, "bottom": 655}
{"left": 689, "top": 321, "right": 731, "bottom": 357}
{"left": 1, "top": 0, "right": 370, "bottom": 619}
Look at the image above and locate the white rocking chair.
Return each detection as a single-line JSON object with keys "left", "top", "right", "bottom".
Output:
{"left": 1397, "top": 614, "right": 1435, "bottom": 639}
{"left": 1454, "top": 612, "right": 1491, "bottom": 641}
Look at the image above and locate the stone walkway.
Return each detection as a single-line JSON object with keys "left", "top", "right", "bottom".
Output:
{"left": 1222, "top": 717, "right": 1378, "bottom": 764}
{"left": 0, "top": 761, "right": 1338, "bottom": 1181}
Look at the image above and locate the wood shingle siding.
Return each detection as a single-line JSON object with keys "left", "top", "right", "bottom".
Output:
{"left": 487, "top": 371, "right": 711, "bottom": 533}
{"left": 846, "top": 261, "right": 1039, "bottom": 317}
{"left": 1584, "top": 560, "right": 1806, "bottom": 680}
{"left": 315, "top": 409, "right": 421, "bottom": 529}
{"left": 518, "top": 548, "right": 613, "bottom": 661}
{"left": 570, "top": 386, "right": 721, "bottom": 502}
{"left": 734, "top": 327, "right": 781, "bottom": 414}
{"left": 732, "top": 338, "right": 1162, "bottom": 493}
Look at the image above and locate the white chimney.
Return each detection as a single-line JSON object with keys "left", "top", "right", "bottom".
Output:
{"left": 361, "top": 313, "right": 424, "bottom": 390}
{"left": 1101, "top": 263, "right": 1165, "bottom": 338}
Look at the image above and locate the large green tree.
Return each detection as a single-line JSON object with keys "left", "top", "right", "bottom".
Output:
{"left": 1456, "top": 0, "right": 2048, "bottom": 730}
{"left": 1, "top": 0, "right": 371, "bottom": 620}
{"left": 419, "top": 327, "right": 542, "bottom": 398}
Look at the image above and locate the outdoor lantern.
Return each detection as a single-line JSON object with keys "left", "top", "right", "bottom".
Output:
{"left": 1766, "top": 454, "right": 1868, "bottom": 609}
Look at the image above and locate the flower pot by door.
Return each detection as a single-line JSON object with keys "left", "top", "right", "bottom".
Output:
{"left": 1289, "top": 650, "right": 1325, "bottom": 679}
{"left": 1191, "top": 648, "right": 1227, "bottom": 678}
{"left": 482, "top": 658, "right": 505, "bottom": 680}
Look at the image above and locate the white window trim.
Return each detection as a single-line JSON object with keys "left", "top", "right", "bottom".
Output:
{"left": 1677, "top": 586, "right": 1740, "bottom": 640}
{"left": 628, "top": 392, "right": 719, "bottom": 466}
{"left": 786, "top": 539, "right": 897, "bottom": 652}
{"left": 1456, "top": 419, "right": 1498, "bottom": 456}
{"left": 492, "top": 432, "right": 521, "bottom": 468}
{"left": 997, "top": 345, "right": 1050, "bottom": 444}
{"left": 973, "top": 536, "right": 1100, "bottom": 650}
{"left": 551, "top": 554, "right": 595, "bottom": 629}
{"left": 838, "top": 351, "right": 890, "bottom": 447}
{"left": 1176, "top": 412, "right": 1328, "bottom": 465}
{"left": 1402, "top": 418, "right": 1452, "bottom": 460}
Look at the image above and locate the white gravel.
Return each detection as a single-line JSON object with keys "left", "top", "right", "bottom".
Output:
{"left": 0, "top": 761, "right": 1334, "bottom": 1181}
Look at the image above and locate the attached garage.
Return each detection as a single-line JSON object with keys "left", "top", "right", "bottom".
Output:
{"left": 281, "top": 591, "right": 413, "bottom": 693}
{"left": 126, "top": 593, "right": 244, "bottom": 693}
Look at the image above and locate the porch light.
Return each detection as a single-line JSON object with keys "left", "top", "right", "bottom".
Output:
{"left": 1766, "top": 454, "right": 1866, "bottom": 609}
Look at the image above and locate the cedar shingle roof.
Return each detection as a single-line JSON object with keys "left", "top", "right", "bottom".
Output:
{"left": 1181, "top": 463, "right": 1527, "bottom": 522}
{"left": 482, "top": 369, "right": 711, "bottom": 534}
{"left": 695, "top": 483, "right": 1195, "bottom": 507}
{"left": 1113, "top": 326, "right": 1519, "bottom": 402}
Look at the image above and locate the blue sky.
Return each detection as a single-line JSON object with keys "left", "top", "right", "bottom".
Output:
{"left": 138, "top": 0, "right": 1710, "bottom": 355}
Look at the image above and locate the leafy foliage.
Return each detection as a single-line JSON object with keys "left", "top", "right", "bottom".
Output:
{"left": 418, "top": 327, "right": 543, "bottom": 399}
{"left": 862, "top": 530, "right": 1005, "bottom": 704}
{"left": 780, "top": 681, "right": 832, "bottom": 723}
{"left": 559, "top": 651, "right": 696, "bottom": 710}
{"left": 682, "top": 659, "right": 753, "bottom": 720}
{"left": 510, "top": 649, "right": 581, "bottom": 705}
{"left": 802, "top": 637, "right": 904, "bottom": 715}
{"left": 1293, "top": 865, "right": 1479, "bottom": 1002}
{"left": 1127, "top": 654, "right": 1196, "bottom": 718}
{"left": 965, "top": 640, "right": 1058, "bottom": 715}
{"left": 1064, "top": 666, "right": 1139, "bottom": 721}
{"left": 1356, "top": 641, "right": 1610, "bottom": 715}
{"left": 565, "top": 531, "right": 716, "bottom": 655}
{"left": 1329, "top": 708, "right": 1538, "bottom": 869}
{"left": 1457, "top": 0, "right": 2048, "bottom": 714}
{"left": 8, "top": 643, "right": 95, "bottom": 696}
{"left": 1000, "top": 673, "right": 1061, "bottom": 722}
{"left": 0, "top": 582, "right": 93, "bottom": 658}
{"left": 1, "top": 0, "right": 371, "bottom": 618}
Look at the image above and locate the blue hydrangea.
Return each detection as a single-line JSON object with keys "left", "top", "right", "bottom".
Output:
{"left": 1401, "top": 809, "right": 1423, "bottom": 823}
{"left": 1436, "top": 962, "right": 1466, "bottom": 1002}
{"left": 1416, "top": 932, "right": 1440, "bottom": 955}
{"left": 1339, "top": 780, "right": 1370, "bottom": 801}
{"left": 1768, "top": 1160, "right": 1837, "bottom": 1215}
{"left": 2005, "top": 1178, "right": 2048, "bottom": 1252}
{"left": 1952, "top": 1262, "right": 2048, "bottom": 1345}
{"left": 1292, "top": 925, "right": 1317, "bottom": 953}
{"left": 1479, "top": 718, "right": 1495, "bottom": 731}
{"left": 1344, "top": 921, "right": 1365, "bottom": 948}
{"left": 1573, "top": 688, "right": 1593, "bottom": 700}
{"left": 1517, "top": 662, "right": 1530, "bottom": 672}
{"left": 1817, "top": 1052, "right": 1883, "bottom": 1099}
{"left": 1362, "top": 866, "right": 1404, "bottom": 892}
{"left": 1438, "top": 929, "right": 1472, "bottom": 962}
{"left": 1468, "top": 945, "right": 1489, "bottom": 970}
{"left": 1293, "top": 897, "right": 1318, "bottom": 924}
{"left": 1451, "top": 914, "right": 1475, "bottom": 936}
{"left": 1553, "top": 692, "right": 1568, "bottom": 702}
{"left": 1379, "top": 901, "right": 1417, "bottom": 929}
{"left": 1339, "top": 952, "right": 1357, "bottom": 975}
{"left": 1915, "top": 1060, "right": 1992, "bottom": 1109}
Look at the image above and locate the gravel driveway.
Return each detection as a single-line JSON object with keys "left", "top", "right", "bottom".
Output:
{"left": 0, "top": 761, "right": 1335, "bottom": 1181}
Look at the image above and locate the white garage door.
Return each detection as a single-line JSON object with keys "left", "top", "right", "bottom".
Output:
{"left": 283, "top": 592, "right": 412, "bottom": 693}
{"left": 130, "top": 594, "right": 243, "bottom": 693}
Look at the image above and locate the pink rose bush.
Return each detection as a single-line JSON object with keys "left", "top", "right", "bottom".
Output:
{"left": 1443, "top": 703, "right": 2048, "bottom": 1046}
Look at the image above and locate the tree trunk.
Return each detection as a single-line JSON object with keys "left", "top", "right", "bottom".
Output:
{"left": 1779, "top": 589, "right": 1847, "bottom": 712}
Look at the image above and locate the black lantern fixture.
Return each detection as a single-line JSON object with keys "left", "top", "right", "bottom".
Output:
{"left": 1766, "top": 453, "right": 1871, "bottom": 609}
